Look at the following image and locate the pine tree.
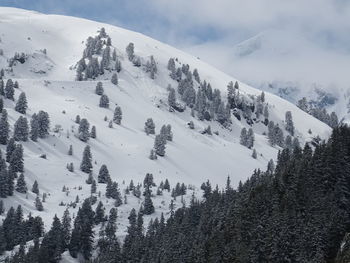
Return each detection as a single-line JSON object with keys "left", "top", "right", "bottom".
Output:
{"left": 37, "top": 111, "right": 50, "bottom": 138}
{"left": 143, "top": 191, "right": 154, "bottom": 215}
{"left": 75, "top": 115, "right": 81, "bottom": 124}
{"left": 111, "top": 73, "right": 118, "bottom": 85}
{"left": 13, "top": 116, "right": 29, "bottom": 141}
{"left": 68, "top": 145, "right": 73, "bottom": 155}
{"left": 78, "top": 118, "right": 90, "bottom": 142}
{"left": 35, "top": 196, "right": 43, "bottom": 211}
{"left": 5, "top": 79, "right": 14, "bottom": 100}
{"left": 240, "top": 128, "right": 247, "bottom": 146}
{"left": 149, "top": 149, "right": 157, "bottom": 160}
{"left": 154, "top": 134, "right": 166, "bottom": 156}
{"left": 69, "top": 199, "right": 94, "bottom": 260}
{"left": 15, "top": 92, "right": 28, "bottom": 114}
{"left": 94, "top": 201, "right": 106, "bottom": 224}
{"left": 126, "top": 43, "right": 135, "bottom": 61}
{"left": 61, "top": 208, "right": 71, "bottom": 249}
{"left": 247, "top": 128, "right": 255, "bottom": 149}
{"left": 80, "top": 145, "right": 93, "bottom": 174}
{"left": 90, "top": 125, "right": 97, "bottom": 139}
{"left": 91, "top": 179, "right": 97, "bottom": 194}
{"left": 0, "top": 98, "right": 3, "bottom": 113}
{"left": 99, "top": 94, "right": 109, "bottom": 108}
{"left": 0, "top": 79, "right": 4, "bottom": 96}
{"left": 168, "top": 86, "right": 177, "bottom": 110}
{"left": 10, "top": 144, "right": 24, "bottom": 173}
{"left": 16, "top": 173, "right": 27, "bottom": 193}
{"left": 95, "top": 82, "right": 104, "bottom": 95}
{"left": 113, "top": 106, "right": 122, "bottom": 125}
{"left": 98, "top": 164, "right": 110, "bottom": 183}
{"left": 144, "top": 118, "right": 155, "bottom": 135}
{"left": 30, "top": 113, "right": 39, "bottom": 141}
{"left": 285, "top": 111, "right": 295, "bottom": 136}
{"left": 32, "top": 180, "right": 39, "bottom": 195}
{"left": 0, "top": 109, "right": 9, "bottom": 144}
{"left": 252, "top": 149, "right": 257, "bottom": 159}
{"left": 6, "top": 138, "right": 16, "bottom": 162}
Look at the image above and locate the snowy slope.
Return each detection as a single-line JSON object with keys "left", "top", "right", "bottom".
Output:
{"left": 0, "top": 7, "right": 331, "bottom": 250}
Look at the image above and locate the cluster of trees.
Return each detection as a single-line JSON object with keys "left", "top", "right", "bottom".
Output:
{"left": 297, "top": 97, "right": 338, "bottom": 128}
{"left": 0, "top": 205, "right": 44, "bottom": 255}
{"left": 151, "top": 123, "right": 172, "bottom": 158}
{"left": 76, "top": 28, "right": 121, "bottom": 80}
{"left": 4, "top": 173, "right": 187, "bottom": 263}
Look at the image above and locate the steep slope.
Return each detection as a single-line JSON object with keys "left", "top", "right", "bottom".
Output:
{"left": 0, "top": 7, "right": 331, "bottom": 258}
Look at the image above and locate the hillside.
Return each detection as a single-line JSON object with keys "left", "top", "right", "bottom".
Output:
{"left": 0, "top": 7, "right": 331, "bottom": 262}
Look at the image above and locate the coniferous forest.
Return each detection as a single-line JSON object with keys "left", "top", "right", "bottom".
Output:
{"left": 94, "top": 125, "right": 350, "bottom": 262}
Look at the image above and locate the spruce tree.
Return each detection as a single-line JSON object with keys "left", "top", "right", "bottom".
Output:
{"left": 6, "top": 138, "right": 16, "bottom": 162}
{"left": 68, "top": 145, "right": 73, "bottom": 155}
{"left": 16, "top": 173, "right": 27, "bottom": 193}
{"left": 5, "top": 79, "right": 14, "bottom": 100}
{"left": 98, "top": 164, "right": 110, "bottom": 183}
{"left": 37, "top": 110, "right": 50, "bottom": 138}
{"left": 80, "top": 145, "right": 93, "bottom": 174}
{"left": 13, "top": 116, "right": 29, "bottom": 141}
{"left": 30, "top": 113, "right": 39, "bottom": 141}
{"left": 126, "top": 43, "right": 135, "bottom": 61}
{"left": 99, "top": 94, "right": 109, "bottom": 108}
{"left": 61, "top": 208, "right": 71, "bottom": 249}
{"left": 32, "top": 180, "right": 39, "bottom": 194}
{"left": 95, "top": 82, "right": 104, "bottom": 95}
{"left": 144, "top": 118, "right": 155, "bottom": 135}
{"left": 10, "top": 144, "right": 24, "bottom": 173}
{"left": 35, "top": 196, "right": 43, "bottom": 211}
{"left": 285, "top": 111, "right": 295, "bottom": 136}
{"left": 78, "top": 118, "right": 90, "bottom": 142}
{"left": 15, "top": 92, "right": 28, "bottom": 114}
{"left": 0, "top": 109, "right": 9, "bottom": 145}
{"left": 113, "top": 106, "right": 122, "bottom": 125}
{"left": 111, "top": 73, "right": 118, "bottom": 85}
{"left": 90, "top": 125, "right": 97, "bottom": 139}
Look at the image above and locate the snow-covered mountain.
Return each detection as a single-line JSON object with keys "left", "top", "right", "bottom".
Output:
{"left": 0, "top": 7, "right": 331, "bottom": 261}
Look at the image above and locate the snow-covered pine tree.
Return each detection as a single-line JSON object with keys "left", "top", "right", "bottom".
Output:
{"left": 95, "top": 82, "right": 104, "bottom": 95}
{"left": 285, "top": 111, "right": 295, "bottom": 136}
{"left": 99, "top": 94, "right": 109, "bottom": 108}
{"left": 16, "top": 173, "right": 27, "bottom": 193}
{"left": 113, "top": 106, "right": 122, "bottom": 125}
{"left": 80, "top": 145, "right": 93, "bottom": 174}
{"left": 31, "top": 180, "right": 39, "bottom": 195}
{"left": 126, "top": 43, "right": 135, "bottom": 61}
{"left": 0, "top": 109, "right": 9, "bottom": 144}
{"left": 247, "top": 128, "right": 255, "bottom": 149}
{"left": 68, "top": 145, "right": 73, "bottom": 155}
{"left": 5, "top": 79, "right": 14, "bottom": 100}
{"left": 90, "top": 125, "right": 97, "bottom": 139}
{"left": 78, "top": 118, "right": 90, "bottom": 142}
{"left": 144, "top": 118, "right": 155, "bottom": 135}
{"left": 15, "top": 92, "right": 28, "bottom": 114}
{"left": 13, "top": 116, "right": 29, "bottom": 141}
{"left": 111, "top": 73, "right": 118, "bottom": 85}
{"left": 30, "top": 113, "right": 39, "bottom": 141}
{"left": 98, "top": 164, "right": 110, "bottom": 183}
{"left": 35, "top": 196, "right": 43, "bottom": 211}
{"left": 37, "top": 110, "right": 50, "bottom": 138}
{"left": 167, "top": 85, "right": 176, "bottom": 110}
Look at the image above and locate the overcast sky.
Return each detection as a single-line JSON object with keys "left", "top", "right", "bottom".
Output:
{"left": 2, "top": 0, "right": 350, "bottom": 85}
